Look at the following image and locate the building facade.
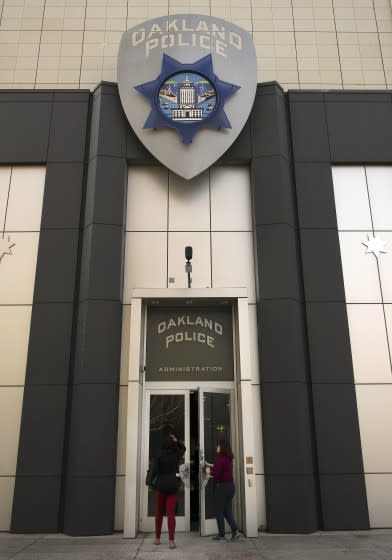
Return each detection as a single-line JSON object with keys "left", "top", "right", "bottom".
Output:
{"left": 1, "top": 0, "right": 392, "bottom": 91}
{"left": 1, "top": 2, "right": 392, "bottom": 539}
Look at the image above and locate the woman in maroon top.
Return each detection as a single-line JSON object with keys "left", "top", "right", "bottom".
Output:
{"left": 209, "top": 440, "right": 240, "bottom": 541}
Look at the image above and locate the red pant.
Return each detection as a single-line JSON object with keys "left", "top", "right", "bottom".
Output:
{"left": 155, "top": 491, "right": 179, "bottom": 541}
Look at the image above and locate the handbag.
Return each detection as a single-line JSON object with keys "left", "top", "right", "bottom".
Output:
{"left": 145, "top": 458, "right": 158, "bottom": 488}
{"left": 145, "top": 469, "right": 158, "bottom": 488}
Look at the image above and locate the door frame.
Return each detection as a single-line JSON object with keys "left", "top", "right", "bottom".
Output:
{"left": 139, "top": 385, "right": 237, "bottom": 535}
{"left": 123, "top": 288, "right": 258, "bottom": 538}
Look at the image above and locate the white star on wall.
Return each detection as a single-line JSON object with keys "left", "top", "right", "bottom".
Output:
{"left": 0, "top": 235, "right": 15, "bottom": 263}
{"left": 362, "top": 234, "right": 387, "bottom": 258}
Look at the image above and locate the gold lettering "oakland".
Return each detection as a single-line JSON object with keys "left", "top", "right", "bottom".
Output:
{"left": 131, "top": 19, "right": 243, "bottom": 58}
{"left": 158, "top": 316, "right": 223, "bottom": 335}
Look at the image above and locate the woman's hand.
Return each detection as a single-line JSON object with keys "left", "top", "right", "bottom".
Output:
{"left": 205, "top": 462, "right": 214, "bottom": 468}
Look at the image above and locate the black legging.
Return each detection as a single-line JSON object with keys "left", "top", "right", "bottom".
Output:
{"left": 214, "top": 482, "right": 238, "bottom": 536}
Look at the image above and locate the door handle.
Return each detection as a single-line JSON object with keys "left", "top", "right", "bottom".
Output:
{"left": 179, "top": 462, "right": 191, "bottom": 487}
{"left": 199, "top": 460, "right": 211, "bottom": 488}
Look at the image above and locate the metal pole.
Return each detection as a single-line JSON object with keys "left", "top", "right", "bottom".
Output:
{"left": 185, "top": 246, "right": 193, "bottom": 288}
{"left": 186, "top": 260, "right": 192, "bottom": 288}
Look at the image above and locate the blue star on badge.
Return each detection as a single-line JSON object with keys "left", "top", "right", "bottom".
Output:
{"left": 135, "top": 54, "right": 240, "bottom": 144}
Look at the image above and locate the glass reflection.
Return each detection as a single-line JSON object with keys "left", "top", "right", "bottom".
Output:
{"left": 147, "top": 394, "right": 185, "bottom": 517}
{"left": 204, "top": 393, "right": 231, "bottom": 520}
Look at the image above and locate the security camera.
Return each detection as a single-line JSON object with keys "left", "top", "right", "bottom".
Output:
{"left": 185, "top": 246, "right": 193, "bottom": 261}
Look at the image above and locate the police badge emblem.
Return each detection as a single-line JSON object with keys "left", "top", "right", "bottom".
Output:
{"left": 118, "top": 15, "right": 257, "bottom": 179}
{"left": 135, "top": 53, "right": 240, "bottom": 145}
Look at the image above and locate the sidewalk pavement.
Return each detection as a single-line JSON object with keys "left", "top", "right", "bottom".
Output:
{"left": 1, "top": 530, "right": 392, "bottom": 560}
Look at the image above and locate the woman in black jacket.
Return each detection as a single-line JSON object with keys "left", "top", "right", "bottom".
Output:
{"left": 151, "top": 431, "right": 185, "bottom": 549}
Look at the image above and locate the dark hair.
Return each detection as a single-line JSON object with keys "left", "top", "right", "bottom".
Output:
{"left": 163, "top": 424, "right": 181, "bottom": 440}
{"left": 217, "top": 440, "right": 234, "bottom": 461}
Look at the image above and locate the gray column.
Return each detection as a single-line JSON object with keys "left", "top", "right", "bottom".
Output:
{"left": 62, "top": 85, "right": 127, "bottom": 535}
{"left": 289, "top": 90, "right": 370, "bottom": 530}
{"left": 251, "top": 84, "right": 320, "bottom": 533}
{"left": 10, "top": 92, "right": 89, "bottom": 532}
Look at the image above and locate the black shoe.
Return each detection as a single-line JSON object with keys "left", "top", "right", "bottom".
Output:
{"left": 212, "top": 535, "right": 225, "bottom": 540}
{"left": 231, "top": 530, "right": 240, "bottom": 540}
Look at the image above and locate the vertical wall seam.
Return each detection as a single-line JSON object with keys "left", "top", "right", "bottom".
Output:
{"left": 33, "top": 0, "right": 47, "bottom": 89}
{"left": 363, "top": 166, "right": 392, "bottom": 375}
{"left": 209, "top": 168, "right": 212, "bottom": 288}
{"left": 372, "top": 0, "right": 388, "bottom": 89}
{"left": 78, "top": 0, "right": 87, "bottom": 89}
{"left": 2, "top": 166, "right": 12, "bottom": 236}
{"left": 166, "top": 170, "right": 169, "bottom": 288}
{"left": 290, "top": 0, "right": 300, "bottom": 88}
{"left": 331, "top": 0, "right": 344, "bottom": 90}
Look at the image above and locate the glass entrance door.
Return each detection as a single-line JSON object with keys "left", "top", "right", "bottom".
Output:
{"left": 198, "top": 389, "right": 233, "bottom": 536}
{"left": 141, "top": 390, "right": 190, "bottom": 532}
{"left": 141, "top": 387, "right": 234, "bottom": 535}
